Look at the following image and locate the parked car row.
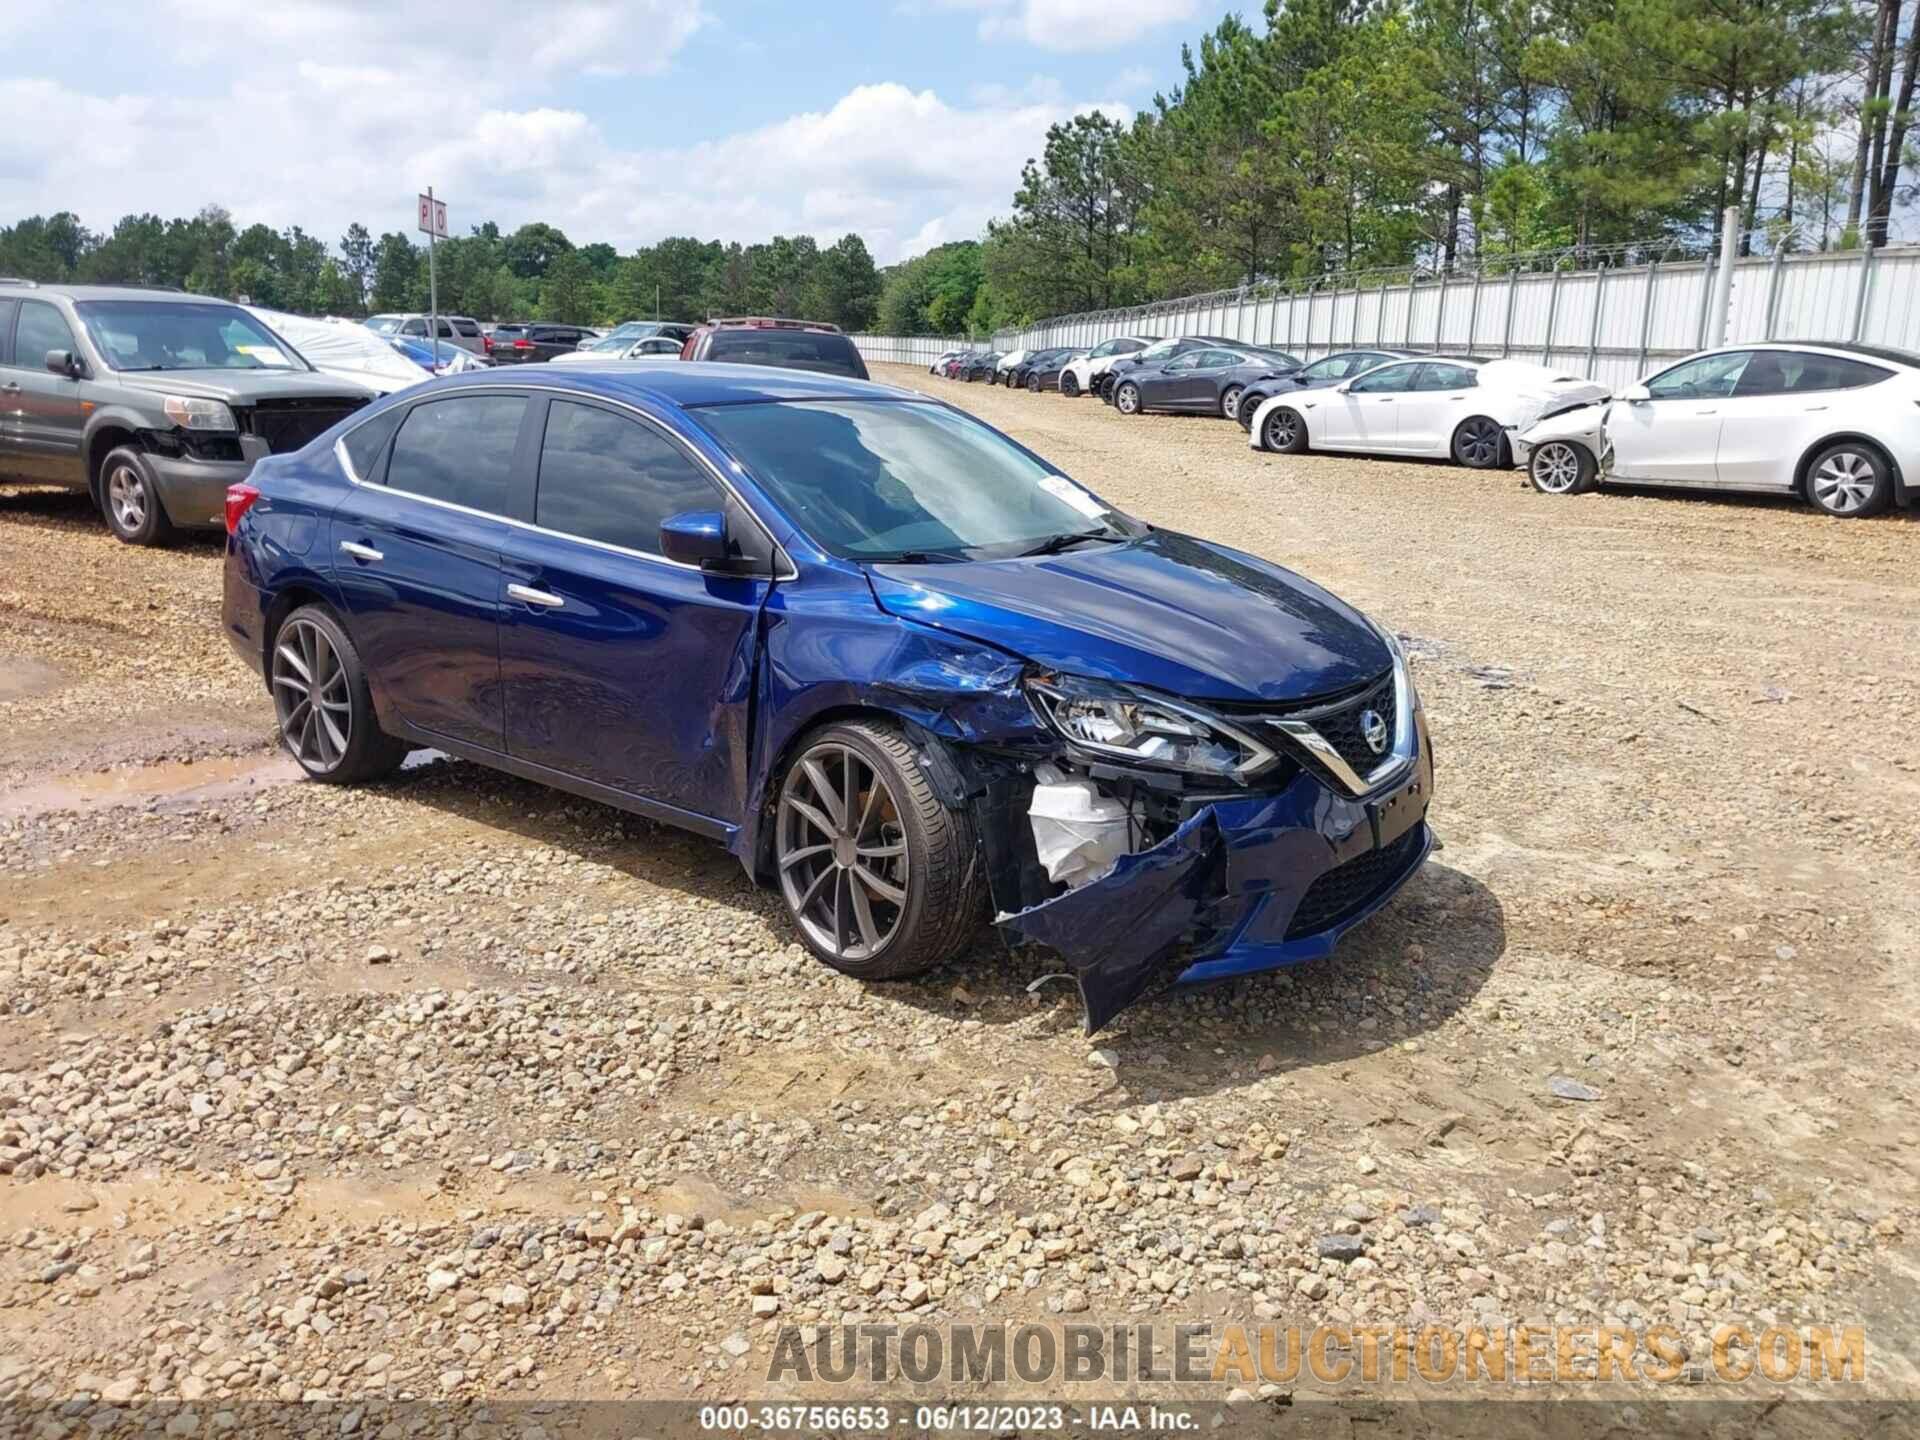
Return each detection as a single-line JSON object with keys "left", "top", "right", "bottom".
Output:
{"left": 929, "top": 329, "right": 1920, "bottom": 519}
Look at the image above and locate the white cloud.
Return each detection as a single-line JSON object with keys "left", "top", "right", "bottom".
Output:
{"left": 0, "top": 0, "right": 1120, "bottom": 266}
{"left": 1111, "top": 65, "right": 1156, "bottom": 94}
{"left": 976, "top": 0, "right": 1197, "bottom": 52}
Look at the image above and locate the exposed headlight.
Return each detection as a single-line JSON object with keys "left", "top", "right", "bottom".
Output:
{"left": 163, "top": 396, "right": 237, "bottom": 431}
{"left": 1027, "top": 675, "right": 1276, "bottom": 782}
{"left": 1376, "top": 625, "right": 1421, "bottom": 711}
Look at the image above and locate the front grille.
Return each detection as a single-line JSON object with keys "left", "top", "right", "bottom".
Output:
{"left": 1302, "top": 671, "right": 1399, "bottom": 775}
{"left": 244, "top": 398, "right": 368, "bottom": 455}
{"left": 1285, "top": 825, "right": 1423, "bottom": 939}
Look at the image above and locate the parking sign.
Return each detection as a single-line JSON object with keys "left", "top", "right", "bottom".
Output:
{"left": 417, "top": 193, "right": 449, "bottom": 239}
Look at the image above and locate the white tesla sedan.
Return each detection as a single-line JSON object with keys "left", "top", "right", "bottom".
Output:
{"left": 1059, "top": 335, "right": 1153, "bottom": 397}
{"left": 1513, "top": 342, "right": 1920, "bottom": 518}
{"left": 1247, "top": 356, "right": 1608, "bottom": 469}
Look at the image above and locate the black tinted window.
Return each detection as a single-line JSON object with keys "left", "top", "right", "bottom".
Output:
{"left": 13, "top": 301, "right": 77, "bottom": 367}
{"left": 340, "top": 407, "right": 404, "bottom": 481}
{"left": 1755, "top": 351, "right": 1890, "bottom": 394}
{"left": 453, "top": 319, "right": 480, "bottom": 337}
{"left": 385, "top": 396, "right": 526, "bottom": 513}
{"left": 706, "top": 330, "right": 865, "bottom": 377}
{"left": 535, "top": 401, "right": 719, "bottom": 555}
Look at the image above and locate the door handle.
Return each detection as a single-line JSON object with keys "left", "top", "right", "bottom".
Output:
{"left": 507, "top": 583, "right": 565, "bottom": 609}
{"left": 1, "top": 382, "right": 19, "bottom": 395}
{"left": 339, "top": 540, "right": 384, "bottom": 562}
{"left": 1803, "top": 404, "right": 1829, "bottom": 412}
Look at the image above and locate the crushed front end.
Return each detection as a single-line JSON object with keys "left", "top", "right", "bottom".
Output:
{"left": 987, "top": 636, "right": 1434, "bottom": 1031}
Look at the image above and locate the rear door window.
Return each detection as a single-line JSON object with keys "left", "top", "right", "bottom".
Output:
{"left": 1775, "top": 352, "right": 1891, "bottom": 393}
{"left": 535, "top": 400, "right": 721, "bottom": 555}
{"left": 1414, "top": 363, "right": 1477, "bottom": 390}
{"left": 384, "top": 395, "right": 528, "bottom": 514}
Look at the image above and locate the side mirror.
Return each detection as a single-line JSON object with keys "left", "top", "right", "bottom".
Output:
{"left": 1620, "top": 382, "right": 1651, "bottom": 402}
{"left": 45, "top": 349, "right": 83, "bottom": 380}
{"left": 659, "top": 509, "right": 731, "bottom": 569}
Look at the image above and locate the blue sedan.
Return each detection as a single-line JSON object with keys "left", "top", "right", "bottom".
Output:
{"left": 219, "top": 366, "right": 1433, "bottom": 1029}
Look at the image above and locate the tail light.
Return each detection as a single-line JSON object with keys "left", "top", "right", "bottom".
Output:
{"left": 224, "top": 483, "right": 261, "bottom": 535}
{"left": 513, "top": 338, "right": 534, "bottom": 350}
{"left": 482, "top": 335, "right": 493, "bottom": 353}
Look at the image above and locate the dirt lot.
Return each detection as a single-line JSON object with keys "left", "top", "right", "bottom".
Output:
{"left": 2, "top": 363, "right": 1918, "bottom": 1430}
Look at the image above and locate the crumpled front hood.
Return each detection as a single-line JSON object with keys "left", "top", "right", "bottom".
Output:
{"left": 868, "top": 529, "right": 1391, "bottom": 704}
{"left": 115, "top": 371, "right": 374, "bottom": 404}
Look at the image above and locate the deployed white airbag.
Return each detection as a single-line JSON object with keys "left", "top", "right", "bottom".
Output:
{"left": 1028, "top": 764, "right": 1143, "bottom": 889}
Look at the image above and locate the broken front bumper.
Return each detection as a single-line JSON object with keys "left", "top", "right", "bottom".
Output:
{"left": 998, "top": 709, "right": 1435, "bottom": 1031}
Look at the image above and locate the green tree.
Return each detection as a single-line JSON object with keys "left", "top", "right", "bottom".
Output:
{"left": 369, "top": 232, "right": 420, "bottom": 312}
{"left": 538, "top": 249, "right": 596, "bottom": 323}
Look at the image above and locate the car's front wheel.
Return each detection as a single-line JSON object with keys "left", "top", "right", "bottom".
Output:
{"left": 270, "top": 605, "right": 411, "bottom": 784}
{"left": 1451, "top": 416, "right": 1508, "bottom": 469}
{"left": 1220, "top": 385, "right": 1244, "bottom": 421}
{"left": 1060, "top": 372, "right": 1079, "bottom": 397}
{"left": 1528, "top": 440, "right": 1598, "bottom": 495}
{"left": 1805, "top": 441, "right": 1892, "bottom": 517}
{"left": 99, "top": 447, "right": 177, "bottom": 547}
{"left": 1262, "top": 406, "right": 1308, "bottom": 453}
{"left": 1027, "top": 373, "right": 1041, "bottom": 392}
{"left": 774, "top": 721, "right": 982, "bottom": 980}
{"left": 1114, "top": 382, "right": 1142, "bottom": 415}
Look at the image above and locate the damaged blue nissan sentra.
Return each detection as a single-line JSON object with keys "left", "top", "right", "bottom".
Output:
{"left": 220, "top": 364, "right": 1433, "bottom": 1030}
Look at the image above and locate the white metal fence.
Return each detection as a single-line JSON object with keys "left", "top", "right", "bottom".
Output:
{"left": 854, "top": 240, "right": 1920, "bottom": 389}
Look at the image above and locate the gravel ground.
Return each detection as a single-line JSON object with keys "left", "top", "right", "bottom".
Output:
{"left": 1, "top": 370, "right": 1917, "bottom": 1431}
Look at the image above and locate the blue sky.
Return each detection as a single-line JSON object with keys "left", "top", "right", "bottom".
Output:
{"left": 0, "top": 0, "right": 1208, "bottom": 264}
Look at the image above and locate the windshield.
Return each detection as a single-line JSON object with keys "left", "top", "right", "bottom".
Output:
{"left": 697, "top": 400, "right": 1139, "bottom": 562}
{"left": 585, "top": 336, "right": 627, "bottom": 353}
{"left": 364, "top": 315, "right": 402, "bottom": 335}
{"left": 78, "top": 301, "right": 307, "bottom": 373}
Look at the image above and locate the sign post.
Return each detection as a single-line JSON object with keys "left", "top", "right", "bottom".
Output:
{"left": 416, "top": 189, "right": 450, "bottom": 370}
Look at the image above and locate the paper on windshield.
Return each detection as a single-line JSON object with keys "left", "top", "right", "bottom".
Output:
{"left": 1040, "top": 475, "right": 1107, "bottom": 521}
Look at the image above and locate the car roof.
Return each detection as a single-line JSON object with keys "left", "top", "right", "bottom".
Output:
{"left": 421, "top": 361, "right": 916, "bottom": 409}
{"left": 0, "top": 282, "right": 218, "bottom": 303}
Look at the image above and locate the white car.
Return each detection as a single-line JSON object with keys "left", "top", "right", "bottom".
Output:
{"left": 929, "top": 348, "right": 966, "bottom": 374}
{"left": 1247, "top": 356, "right": 1608, "bottom": 469}
{"left": 1513, "top": 342, "right": 1920, "bottom": 518}
{"left": 549, "top": 335, "right": 684, "bottom": 365}
{"left": 1060, "top": 335, "right": 1153, "bottom": 398}
{"left": 993, "top": 348, "right": 1031, "bottom": 383}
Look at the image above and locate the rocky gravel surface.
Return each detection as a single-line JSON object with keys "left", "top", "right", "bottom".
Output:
{"left": 1, "top": 373, "right": 1917, "bottom": 1432}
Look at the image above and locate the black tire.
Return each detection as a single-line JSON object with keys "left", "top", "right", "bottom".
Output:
{"left": 1114, "top": 381, "right": 1142, "bottom": 416}
{"left": 1263, "top": 406, "right": 1309, "bottom": 453}
{"left": 98, "top": 446, "right": 178, "bottom": 547}
{"left": 269, "top": 604, "right": 410, "bottom": 784}
{"left": 1236, "top": 389, "right": 1266, "bottom": 432}
{"left": 1804, "top": 440, "right": 1892, "bottom": 518}
{"left": 1060, "top": 372, "right": 1080, "bottom": 397}
{"left": 773, "top": 721, "right": 983, "bottom": 981}
{"left": 1220, "top": 384, "right": 1245, "bottom": 421}
{"left": 1451, "top": 415, "right": 1508, "bottom": 469}
{"left": 1528, "top": 440, "right": 1598, "bottom": 495}
{"left": 1027, "top": 373, "right": 1041, "bottom": 392}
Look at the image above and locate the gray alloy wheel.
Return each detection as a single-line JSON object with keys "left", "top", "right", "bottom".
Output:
{"left": 1806, "top": 443, "right": 1891, "bottom": 517}
{"left": 269, "top": 606, "right": 409, "bottom": 784}
{"left": 1263, "top": 406, "right": 1308, "bottom": 453}
{"left": 1027, "top": 372, "right": 1041, "bottom": 392}
{"left": 1220, "top": 384, "right": 1244, "bottom": 420}
{"left": 274, "top": 616, "right": 353, "bottom": 774}
{"left": 1114, "top": 381, "right": 1141, "bottom": 415}
{"left": 778, "top": 742, "right": 910, "bottom": 964}
{"left": 1529, "top": 440, "right": 1595, "bottom": 495}
{"left": 98, "top": 446, "right": 176, "bottom": 546}
{"left": 1451, "top": 415, "right": 1507, "bottom": 469}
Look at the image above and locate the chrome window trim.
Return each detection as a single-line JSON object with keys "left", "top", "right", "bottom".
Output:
{"left": 333, "top": 385, "right": 796, "bottom": 581}
{"left": 1262, "top": 653, "right": 1418, "bottom": 799}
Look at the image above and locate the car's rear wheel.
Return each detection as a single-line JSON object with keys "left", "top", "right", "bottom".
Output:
{"left": 1805, "top": 441, "right": 1892, "bottom": 517}
{"left": 1114, "top": 382, "right": 1142, "bottom": 415}
{"left": 1220, "top": 385, "right": 1244, "bottom": 421}
{"left": 1027, "top": 373, "right": 1041, "bottom": 392}
{"left": 1262, "top": 406, "right": 1308, "bottom": 453}
{"left": 1060, "top": 372, "right": 1079, "bottom": 397}
{"left": 271, "top": 605, "right": 410, "bottom": 784}
{"left": 775, "top": 722, "right": 982, "bottom": 980}
{"left": 99, "top": 447, "right": 177, "bottom": 547}
{"left": 1451, "top": 416, "right": 1508, "bottom": 469}
{"left": 1528, "top": 440, "right": 1597, "bottom": 495}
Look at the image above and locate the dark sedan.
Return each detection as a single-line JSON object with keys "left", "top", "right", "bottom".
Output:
{"left": 961, "top": 352, "right": 1003, "bottom": 382}
{"left": 1022, "top": 348, "right": 1085, "bottom": 393}
{"left": 1110, "top": 346, "right": 1303, "bottom": 420}
{"left": 1233, "top": 349, "right": 1416, "bottom": 431}
{"left": 1006, "top": 347, "right": 1078, "bottom": 390}
{"left": 1096, "top": 335, "right": 1243, "bottom": 402}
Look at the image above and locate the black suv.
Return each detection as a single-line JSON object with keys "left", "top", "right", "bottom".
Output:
{"left": 0, "top": 281, "right": 372, "bottom": 544}
{"left": 489, "top": 323, "right": 592, "bottom": 363}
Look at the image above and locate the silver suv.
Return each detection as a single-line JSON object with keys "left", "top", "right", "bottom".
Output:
{"left": 364, "top": 313, "right": 488, "bottom": 356}
{"left": 0, "top": 280, "right": 373, "bottom": 544}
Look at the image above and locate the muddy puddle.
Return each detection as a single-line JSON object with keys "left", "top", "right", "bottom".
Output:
{"left": 0, "top": 752, "right": 303, "bottom": 821}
